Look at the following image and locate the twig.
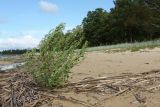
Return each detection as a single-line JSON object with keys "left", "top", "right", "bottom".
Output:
{"left": 131, "top": 92, "right": 146, "bottom": 104}
{"left": 30, "top": 97, "right": 51, "bottom": 107}
{"left": 41, "top": 93, "right": 93, "bottom": 107}
{"left": 10, "top": 83, "right": 17, "bottom": 107}
{"left": 147, "top": 85, "right": 160, "bottom": 91}
{"left": 114, "top": 88, "right": 130, "bottom": 96}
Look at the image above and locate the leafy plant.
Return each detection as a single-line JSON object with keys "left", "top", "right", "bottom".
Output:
{"left": 26, "top": 23, "right": 86, "bottom": 87}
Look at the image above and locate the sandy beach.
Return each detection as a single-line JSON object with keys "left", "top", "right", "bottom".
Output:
{"left": 70, "top": 48, "right": 160, "bottom": 82}
{"left": 68, "top": 48, "right": 160, "bottom": 107}
{"left": 1, "top": 48, "right": 160, "bottom": 107}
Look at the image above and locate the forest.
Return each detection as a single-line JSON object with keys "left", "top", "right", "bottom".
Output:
{"left": 82, "top": 0, "right": 160, "bottom": 46}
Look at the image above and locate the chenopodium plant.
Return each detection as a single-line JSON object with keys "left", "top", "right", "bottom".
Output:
{"left": 27, "top": 23, "right": 87, "bottom": 87}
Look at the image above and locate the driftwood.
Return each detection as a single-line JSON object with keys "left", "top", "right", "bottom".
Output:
{"left": 0, "top": 69, "right": 160, "bottom": 107}
{"left": 11, "top": 83, "right": 16, "bottom": 107}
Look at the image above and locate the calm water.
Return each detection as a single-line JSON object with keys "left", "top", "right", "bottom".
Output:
{"left": 0, "top": 54, "right": 19, "bottom": 59}
{"left": 0, "top": 55, "right": 25, "bottom": 72}
{"left": 0, "top": 62, "right": 25, "bottom": 71}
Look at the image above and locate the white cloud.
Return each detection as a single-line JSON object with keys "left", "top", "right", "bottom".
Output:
{"left": 39, "top": 1, "right": 58, "bottom": 14}
{"left": 63, "top": 26, "right": 75, "bottom": 33}
{"left": 0, "top": 35, "right": 40, "bottom": 50}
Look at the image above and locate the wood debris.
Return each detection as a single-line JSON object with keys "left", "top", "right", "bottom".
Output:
{"left": 0, "top": 69, "right": 160, "bottom": 107}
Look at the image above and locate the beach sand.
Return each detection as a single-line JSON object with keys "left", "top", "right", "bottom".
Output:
{"left": 68, "top": 47, "right": 160, "bottom": 107}
{"left": 70, "top": 47, "right": 160, "bottom": 82}
{"left": 0, "top": 61, "right": 12, "bottom": 65}
{"left": 1, "top": 48, "right": 160, "bottom": 107}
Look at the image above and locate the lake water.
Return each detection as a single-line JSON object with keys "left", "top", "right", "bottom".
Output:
{"left": 0, "top": 55, "right": 25, "bottom": 72}
{"left": 0, "top": 62, "right": 25, "bottom": 71}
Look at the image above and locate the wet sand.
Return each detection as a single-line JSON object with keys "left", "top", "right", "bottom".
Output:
{"left": 0, "top": 61, "right": 12, "bottom": 65}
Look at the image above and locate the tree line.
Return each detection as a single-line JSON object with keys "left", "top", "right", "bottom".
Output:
{"left": 81, "top": 0, "right": 160, "bottom": 46}
{"left": 0, "top": 49, "right": 39, "bottom": 55}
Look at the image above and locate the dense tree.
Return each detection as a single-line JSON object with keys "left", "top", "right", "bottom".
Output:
{"left": 82, "top": 8, "right": 109, "bottom": 46}
{"left": 108, "top": 0, "right": 154, "bottom": 43}
{"left": 144, "top": 0, "right": 160, "bottom": 37}
{"left": 145, "top": 0, "right": 160, "bottom": 13}
{"left": 82, "top": 0, "right": 160, "bottom": 46}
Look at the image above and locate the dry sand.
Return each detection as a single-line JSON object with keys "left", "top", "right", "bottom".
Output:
{"left": 70, "top": 47, "right": 160, "bottom": 82}
{"left": 64, "top": 47, "right": 160, "bottom": 107}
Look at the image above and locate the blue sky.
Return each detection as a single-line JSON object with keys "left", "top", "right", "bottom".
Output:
{"left": 0, "top": 0, "right": 114, "bottom": 50}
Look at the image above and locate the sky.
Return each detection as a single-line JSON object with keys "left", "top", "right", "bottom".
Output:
{"left": 0, "top": 0, "right": 114, "bottom": 50}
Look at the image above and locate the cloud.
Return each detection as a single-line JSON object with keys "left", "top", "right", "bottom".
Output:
{"left": 63, "top": 26, "right": 75, "bottom": 33}
{"left": 0, "top": 35, "right": 40, "bottom": 50}
{"left": 39, "top": 1, "right": 58, "bottom": 14}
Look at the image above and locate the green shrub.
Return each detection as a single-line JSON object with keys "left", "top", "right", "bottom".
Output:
{"left": 26, "top": 23, "right": 86, "bottom": 87}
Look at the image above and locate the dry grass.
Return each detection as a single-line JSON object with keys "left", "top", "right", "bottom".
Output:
{"left": 86, "top": 39, "right": 160, "bottom": 52}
